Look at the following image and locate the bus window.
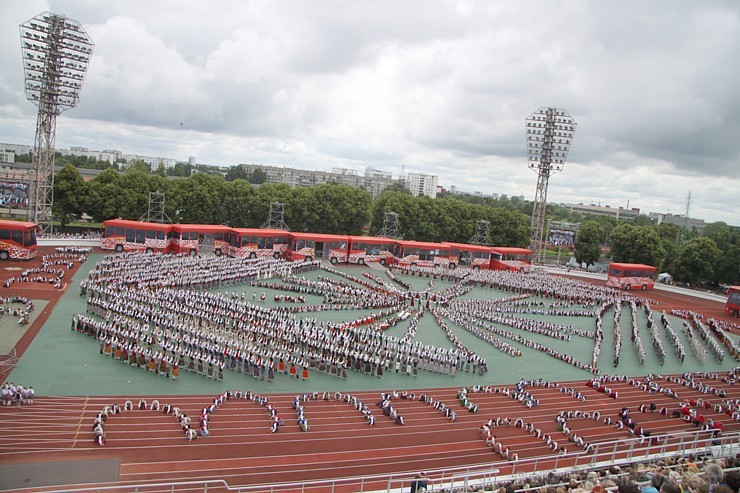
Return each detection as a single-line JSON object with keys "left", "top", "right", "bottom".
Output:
{"left": 0, "top": 230, "right": 9, "bottom": 241}
{"left": 146, "top": 229, "right": 156, "bottom": 239}
{"left": 115, "top": 226, "right": 125, "bottom": 236}
{"left": 135, "top": 229, "right": 146, "bottom": 243}
{"left": 11, "top": 230, "right": 23, "bottom": 245}
{"left": 106, "top": 225, "right": 115, "bottom": 236}
{"left": 125, "top": 228, "right": 136, "bottom": 242}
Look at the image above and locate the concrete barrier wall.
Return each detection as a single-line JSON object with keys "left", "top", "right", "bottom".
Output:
{"left": 37, "top": 238, "right": 102, "bottom": 248}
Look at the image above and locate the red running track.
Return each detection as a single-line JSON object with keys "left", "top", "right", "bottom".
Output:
{"left": 0, "top": 373, "right": 737, "bottom": 492}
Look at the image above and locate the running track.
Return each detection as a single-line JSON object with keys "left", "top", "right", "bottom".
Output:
{"left": 0, "top": 373, "right": 737, "bottom": 492}
{"left": 1, "top": 250, "right": 739, "bottom": 492}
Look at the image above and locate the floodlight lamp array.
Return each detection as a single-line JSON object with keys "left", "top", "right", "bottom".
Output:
{"left": 20, "top": 12, "right": 94, "bottom": 113}
{"left": 526, "top": 107, "right": 576, "bottom": 173}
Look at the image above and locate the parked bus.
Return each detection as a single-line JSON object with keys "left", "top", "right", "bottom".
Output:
{"left": 347, "top": 236, "right": 397, "bottom": 266}
{"left": 170, "top": 224, "right": 232, "bottom": 256}
{"left": 444, "top": 242, "right": 492, "bottom": 270}
{"left": 0, "top": 220, "right": 37, "bottom": 260}
{"left": 490, "top": 247, "right": 533, "bottom": 272}
{"left": 102, "top": 219, "right": 171, "bottom": 253}
{"left": 229, "top": 228, "right": 291, "bottom": 259}
{"left": 725, "top": 286, "right": 740, "bottom": 318}
{"left": 606, "top": 262, "right": 657, "bottom": 291}
{"left": 393, "top": 240, "right": 451, "bottom": 268}
{"left": 287, "top": 232, "right": 349, "bottom": 263}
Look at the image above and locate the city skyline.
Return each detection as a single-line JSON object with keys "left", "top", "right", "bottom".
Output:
{"left": 1, "top": 1, "right": 738, "bottom": 225}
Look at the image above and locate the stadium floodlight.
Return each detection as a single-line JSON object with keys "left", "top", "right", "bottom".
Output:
{"left": 20, "top": 12, "right": 94, "bottom": 233}
{"left": 526, "top": 107, "right": 576, "bottom": 264}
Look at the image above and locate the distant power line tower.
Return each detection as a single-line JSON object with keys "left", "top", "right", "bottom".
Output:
{"left": 261, "top": 202, "right": 290, "bottom": 230}
{"left": 526, "top": 107, "right": 576, "bottom": 263}
{"left": 140, "top": 192, "right": 171, "bottom": 224}
{"left": 682, "top": 190, "right": 692, "bottom": 241}
{"left": 377, "top": 211, "right": 402, "bottom": 239}
{"left": 468, "top": 220, "right": 490, "bottom": 246}
{"left": 20, "top": 12, "right": 94, "bottom": 233}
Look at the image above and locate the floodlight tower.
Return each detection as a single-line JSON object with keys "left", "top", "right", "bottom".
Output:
{"left": 20, "top": 12, "right": 94, "bottom": 233}
{"left": 526, "top": 107, "right": 576, "bottom": 263}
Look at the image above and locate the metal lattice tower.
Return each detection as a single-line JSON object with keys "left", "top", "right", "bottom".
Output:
{"left": 526, "top": 107, "right": 576, "bottom": 263}
{"left": 140, "top": 192, "right": 171, "bottom": 224}
{"left": 261, "top": 202, "right": 290, "bottom": 230}
{"left": 682, "top": 191, "right": 692, "bottom": 241}
{"left": 468, "top": 220, "right": 490, "bottom": 246}
{"left": 377, "top": 211, "right": 402, "bottom": 239}
{"left": 20, "top": 12, "right": 94, "bottom": 233}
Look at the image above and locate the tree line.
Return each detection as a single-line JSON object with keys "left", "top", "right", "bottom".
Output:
{"left": 52, "top": 165, "right": 531, "bottom": 245}
{"left": 52, "top": 164, "right": 738, "bottom": 287}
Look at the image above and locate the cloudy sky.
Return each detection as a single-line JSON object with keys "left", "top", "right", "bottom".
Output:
{"left": 2, "top": 1, "right": 739, "bottom": 225}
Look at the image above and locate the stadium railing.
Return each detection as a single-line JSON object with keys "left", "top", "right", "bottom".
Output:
{"left": 22, "top": 429, "right": 738, "bottom": 493}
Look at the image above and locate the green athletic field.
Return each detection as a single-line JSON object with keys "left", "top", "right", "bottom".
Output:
{"left": 5, "top": 254, "right": 738, "bottom": 396}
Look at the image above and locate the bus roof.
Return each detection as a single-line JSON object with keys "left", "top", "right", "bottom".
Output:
{"left": 103, "top": 219, "right": 171, "bottom": 230}
{"left": 231, "top": 228, "right": 291, "bottom": 236}
{"left": 608, "top": 262, "right": 657, "bottom": 271}
{"left": 444, "top": 242, "right": 492, "bottom": 253}
{"left": 0, "top": 220, "right": 37, "bottom": 229}
{"left": 171, "top": 224, "right": 231, "bottom": 233}
{"left": 491, "top": 247, "right": 533, "bottom": 255}
{"left": 396, "top": 239, "right": 448, "bottom": 249}
{"left": 290, "top": 232, "right": 349, "bottom": 241}
{"left": 728, "top": 286, "right": 740, "bottom": 292}
{"left": 348, "top": 235, "right": 397, "bottom": 243}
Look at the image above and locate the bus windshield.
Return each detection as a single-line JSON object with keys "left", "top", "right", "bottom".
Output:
{"left": 728, "top": 289, "right": 740, "bottom": 306}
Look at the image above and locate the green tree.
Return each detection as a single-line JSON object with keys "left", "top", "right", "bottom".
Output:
{"left": 702, "top": 222, "right": 735, "bottom": 252}
{"left": 486, "top": 208, "right": 531, "bottom": 247}
{"left": 223, "top": 179, "right": 255, "bottom": 227}
{"left": 574, "top": 220, "right": 604, "bottom": 267}
{"left": 86, "top": 168, "right": 122, "bottom": 222}
{"left": 248, "top": 168, "right": 267, "bottom": 184}
{"left": 672, "top": 237, "right": 722, "bottom": 287}
{"left": 633, "top": 215, "right": 654, "bottom": 227}
{"left": 52, "top": 164, "right": 87, "bottom": 226}
{"left": 290, "top": 184, "right": 372, "bottom": 234}
{"left": 169, "top": 173, "right": 227, "bottom": 224}
{"left": 169, "top": 162, "right": 193, "bottom": 177}
{"left": 128, "top": 159, "right": 150, "bottom": 173}
{"left": 248, "top": 183, "right": 294, "bottom": 228}
{"left": 225, "top": 165, "right": 249, "bottom": 182}
{"left": 714, "top": 244, "right": 740, "bottom": 286}
{"left": 630, "top": 226, "right": 664, "bottom": 266}
{"left": 607, "top": 223, "right": 634, "bottom": 261}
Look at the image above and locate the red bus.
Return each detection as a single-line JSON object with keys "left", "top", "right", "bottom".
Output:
{"left": 229, "top": 228, "right": 291, "bottom": 259}
{"left": 606, "top": 262, "right": 657, "bottom": 291}
{"left": 287, "top": 232, "right": 349, "bottom": 263}
{"left": 0, "top": 220, "right": 37, "bottom": 260}
{"left": 490, "top": 247, "right": 533, "bottom": 272}
{"left": 444, "top": 242, "right": 492, "bottom": 270}
{"left": 170, "top": 224, "right": 232, "bottom": 256}
{"left": 347, "top": 236, "right": 397, "bottom": 266}
{"left": 102, "top": 219, "right": 171, "bottom": 253}
{"left": 393, "top": 240, "right": 451, "bottom": 268}
{"left": 725, "top": 286, "right": 740, "bottom": 318}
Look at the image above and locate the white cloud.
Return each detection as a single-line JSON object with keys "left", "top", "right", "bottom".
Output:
{"left": 0, "top": 0, "right": 738, "bottom": 225}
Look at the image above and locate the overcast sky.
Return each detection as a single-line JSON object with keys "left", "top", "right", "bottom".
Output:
{"left": 2, "top": 1, "right": 738, "bottom": 225}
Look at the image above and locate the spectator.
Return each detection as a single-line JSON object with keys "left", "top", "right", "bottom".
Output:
{"left": 409, "top": 472, "right": 428, "bottom": 493}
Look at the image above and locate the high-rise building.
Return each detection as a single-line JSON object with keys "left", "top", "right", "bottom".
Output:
{"left": 406, "top": 172, "right": 438, "bottom": 198}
